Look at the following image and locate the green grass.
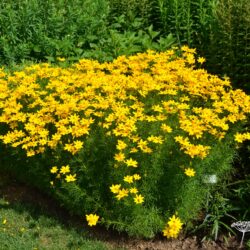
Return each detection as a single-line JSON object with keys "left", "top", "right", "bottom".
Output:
{"left": 0, "top": 174, "right": 115, "bottom": 250}
{"left": 0, "top": 200, "right": 110, "bottom": 250}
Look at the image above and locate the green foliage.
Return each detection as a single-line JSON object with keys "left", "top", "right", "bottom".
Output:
{"left": 193, "top": 191, "right": 236, "bottom": 241}
{"left": 82, "top": 21, "right": 176, "bottom": 61}
{"left": 247, "top": 239, "right": 250, "bottom": 249}
{"left": 0, "top": 0, "right": 109, "bottom": 64}
{"left": 209, "top": 0, "right": 250, "bottom": 92}
{"left": 224, "top": 174, "right": 250, "bottom": 221}
{"left": 107, "top": 0, "right": 153, "bottom": 27}
{"left": 0, "top": 0, "right": 176, "bottom": 65}
{"left": 190, "top": 150, "right": 250, "bottom": 241}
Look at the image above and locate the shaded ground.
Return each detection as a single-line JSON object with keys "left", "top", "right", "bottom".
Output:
{"left": 0, "top": 173, "right": 244, "bottom": 250}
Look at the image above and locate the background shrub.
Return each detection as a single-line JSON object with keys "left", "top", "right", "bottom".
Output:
{"left": 0, "top": 0, "right": 109, "bottom": 64}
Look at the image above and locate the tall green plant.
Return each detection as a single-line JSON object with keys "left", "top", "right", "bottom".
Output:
{"left": 209, "top": 0, "right": 250, "bottom": 92}
{"left": 107, "top": 0, "right": 153, "bottom": 27}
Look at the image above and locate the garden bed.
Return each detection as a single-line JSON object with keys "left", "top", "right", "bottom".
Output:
{"left": 0, "top": 172, "right": 244, "bottom": 249}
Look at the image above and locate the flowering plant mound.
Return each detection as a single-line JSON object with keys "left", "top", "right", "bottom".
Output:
{"left": 0, "top": 47, "right": 249, "bottom": 238}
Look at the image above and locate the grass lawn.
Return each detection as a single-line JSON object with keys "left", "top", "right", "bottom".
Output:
{"left": 0, "top": 173, "right": 117, "bottom": 250}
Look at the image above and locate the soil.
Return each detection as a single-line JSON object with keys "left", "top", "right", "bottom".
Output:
{"left": 0, "top": 173, "right": 245, "bottom": 250}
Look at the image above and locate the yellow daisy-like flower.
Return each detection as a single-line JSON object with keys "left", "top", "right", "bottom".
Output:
{"left": 60, "top": 165, "right": 70, "bottom": 174}
{"left": 74, "top": 140, "right": 84, "bottom": 150}
{"left": 184, "top": 168, "right": 196, "bottom": 177}
{"left": 134, "top": 194, "right": 144, "bottom": 204}
{"left": 114, "top": 152, "right": 125, "bottom": 162}
{"left": 116, "top": 140, "right": 127, "bottom": 150}
{"left": 133, "top": 174, "right": 141, "bottom": 180}
{"left": 197, "top": 57, "right": 206, "bottom": 64}
{"left": 124, "top": 175, "right": 134, "bottom": 183}
{"left": 163, "top": 215, "right": 183, "bottom": 239}
{"left": 125, "top": 158, "right": 138, "bottom": 168}
{"left": 235, "top": 132, "right": 250, "bottom": 143}
{"left": 130, "top": 187, "right": 138, "bottom": 194}
{"left": 86, "top": 214, "right": 99, "bottom": 226}
{"left": 65, "top": 174, "right": 76, "bottom": 182}
{"left": 161, "top": 124, "right": 173, "bottom": 133}
{"left": 50, "top": 166, "right": 58, "bottom": 174}
{"left": 110, "top": 184, "right": 121, "bottom": 194}
{"left": 130, "top": 147, "right": 138, "bottom": 153}
{"left": 116, "top": 188, "right": 129, "bottom": 200}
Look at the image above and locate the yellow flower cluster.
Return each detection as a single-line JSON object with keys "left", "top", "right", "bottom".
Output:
{"left": 163, "top": 215, "right": 183, "bottom": 238}
{"left": 175, "top": 136, "right": 211, "bottom": 159}
{"left": 0, "top": 47, "right": 249, "bottom": 224}
{"left": 234, "top": 132, "right": 250, "bottom": 143}
{"left": 110, "top": 180, "right": 144, "bottom": 204}
{"left": 50, "top": 165, "right": 76, "bottom": 182}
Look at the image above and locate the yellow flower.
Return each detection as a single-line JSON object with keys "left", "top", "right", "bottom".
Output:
{"left": 152, "top": 105, "right": 163, "bottom": 113}
{"left": 134, "top": 194, "right": 144, "bottom": 204}
{"left": 125, "top": 158, "right": 138, "bottom": 168}
{"left": 2, "top": 219, "right": 7, "bottom": 225}
{"left": 60, "top": 165, "right": 70, "bottom": 174}
{"left": 114, "top": 152, "right": 125, "bottom": 162}
{"left": 130, "top": 147, "right": 138, "bottom": 153}
{"left": 86, "top": 214, "right": 99, "bottom": 226}
{"left": 116, "top": 140, "right": 127, "bottom": 150}
{"left": 133, "top": 174, "right": 141, "bottom": 180}
{"left": 74, "top": 140, "right": 84, "bottom": 150}
{"left": 161, "top": 124, "right": 172, "bottom": 133}
{"left": 130, "top": 187, "right": 138, "bottom": 194}
{"left": 116, "top": 188, "right": 129, "bottom": 200}
{"left": 163, "top": 215, "right": 183, "bottom": 238}
{"left": 110, "top": 184, "right": 121, "bottom": 194}
{"left": 27, "top": 150, "right": 35, "bottom": 157}
{"left": 123, "top": 175, "right": 133, "bottom": 183}
{"left": 57, "top": 57, "right": 66, "bottom": 62}
{"left": 197, "top": 57, "right": 206, "bottom": 64}
{"left": 50, "top": 166, "right": 58, "bottom": 174}
{"left": 235, "top": 133, "right": 244, "bottom": 143}
{"left": 65, "top": 174, "right": 76, "bottom": 182}
{"left": 147, "top": 135, "right": 164, "bottom": 144}
{"left": 184, "top": 168, "right": 196, "bottom": 177}
{"left": 235, "top": 132, "right": 250, "bottom": 143}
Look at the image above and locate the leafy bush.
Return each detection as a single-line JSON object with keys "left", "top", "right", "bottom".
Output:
{"left": 107, "top": 0, "right": 153, "bottom": 27}
{"left": 0, "top": 48, "right": 249, "bottom": 238}
{"left": 0, "top": 0, "right": 175, "bottom": 66}
{"left": 82, "top": 23, "right": 176, "bottom": 62}
{"left": 0, "top": 0, "right": 109, "bottom": 64}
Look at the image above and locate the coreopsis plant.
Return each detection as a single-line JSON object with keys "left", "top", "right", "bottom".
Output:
{"left": 0, "top": 46, "right": 249, "bottom": 237}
